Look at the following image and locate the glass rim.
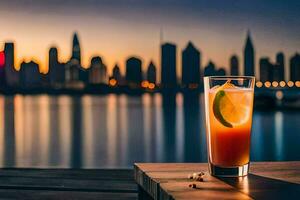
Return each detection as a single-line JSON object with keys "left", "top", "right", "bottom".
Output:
{"left": 204, "top": 76, "right": 255, "bottom": 80}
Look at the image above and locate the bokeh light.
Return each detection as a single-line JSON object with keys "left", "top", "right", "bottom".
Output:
{"left": 148, "top": 83, "right": 155, "bottom": 90}
{"left": 141, "top": 81, "right": 149, "bottom": 88}
{"left": 287, "top": 81, "right": 294, "bottom": 87}
{"left": 256, "top": 81, "right": 263, "bottom": 88}
{"left": 109, "top": 78, "right": 117, "bottom": 87}
{"left": 279, "top": 81, "right": 286, "bottom": 87}
{"left": 276, "top": 91, "right": 284, "bottom": 100}
{"left": 264, "top": 81, "right": 271, "bottom": 88}
{"left": 272, "top": 81, "right": 278, "bottom": 87}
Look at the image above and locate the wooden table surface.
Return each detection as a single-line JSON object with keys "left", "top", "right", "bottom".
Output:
{"left": 134, "top": 162, "right": 300, "bottom": 200}
{"left": 0, "top": 168, "right": 137, "bottom": 199}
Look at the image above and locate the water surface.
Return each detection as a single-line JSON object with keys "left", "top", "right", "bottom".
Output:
{"left": 0, "top": 94, "right": 299, "bottom": 168}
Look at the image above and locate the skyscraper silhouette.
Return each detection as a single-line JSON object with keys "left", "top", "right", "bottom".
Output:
{"left": 147, "top": 61, "right": 156, "bottom": 84}
{"left": 182, "top": 42, "right": 200, "bottom": 87}
{"left": 71, "top": 32, "right": 81, "bottom": 65}
{"left": 204, "top": 61, "right": 216, "bottom": 76}
{"left": 112, "top": 64, "right": 122, "bottom": 83}
{"left": 65, "top": 33, "right": 83, "bottom": 87}
{"left": 161, "top": 43, "right": 177, "bottom": 88}
{"left": 290, "top": 53, "right": 300, "bottom": 81}
{"left": 259, "top": 58, "right": 272, "bottom": 82}
{"left": 230, "top": 55, "right": 239, "bottom": 76}
{"left": 275, "top": 52, "right": 285, "bottom": 81}
{"left": 49, "top": 47, "right": 58, "bottom": 71}
{"left": 4, "top": 42, "right": 19, "bottom": 87}
{"left": 19, "top": 61, "right": 41, "bottom": 88}
{"left": 48, "top": 47, "right": 65, "bottom": 87}
{"left": 244, "top": 31, "right": 255, "bottom": 76}
{"left": 89, "top": 56, "right": 107, "bottom": 84}
{"left": 69, "top": 33, "right": 88, "bottom": 84}
{"left": 126, "top": 57, "right": 142, "bottom": 86}
{"left": 216, "top": 67, "right": 226, "bottom": 76}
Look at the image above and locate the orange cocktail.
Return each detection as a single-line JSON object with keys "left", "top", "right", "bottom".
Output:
{"left": 204, "top": 76, "right": 255, "bottom": 177}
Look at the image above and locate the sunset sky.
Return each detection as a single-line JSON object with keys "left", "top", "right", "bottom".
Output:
{"left": 0, "top": 0, "right": 299, "bottom": 79}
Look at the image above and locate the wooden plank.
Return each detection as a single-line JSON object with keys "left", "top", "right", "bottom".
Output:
{"left": 0, "top": 189, "right": 137, "bottom": 200}
{"left": 0, "top": 177, "right": 136, "bottom": 193}
{"left": 135, "top": 164, "right": 250, "bottom": 199}
{"left": 249, "top": 162, "right": 300, "bottom": 184}
{"left": 0, "top": 168, "right": 134, "bottom": 180}
{"left": 0, "top": 169, "right": 138, "bottom": 200}
{"left": 134, "top": 162, "right": 300, "bottom": 200}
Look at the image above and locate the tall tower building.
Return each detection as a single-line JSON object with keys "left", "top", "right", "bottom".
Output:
{"left": 126, "top": 57, "right": 142, "bottom": 86}
{"left": 161, "top": 43, "right": 177, "bottom": 88}
{"left": 147, "top": 61, "right": 157, "bottom": 84}
{"left": 112, "top": 64, "right": 122, "bottom": 83}
{"left": 19, "top": 61, "right": 41, "bottom": 88}
{"left": 89, "top": 56, "right": 107, "bottom": 84}
{"left": 4, "top": 42, "right": 19, "bottom": 87}
{"left": 182, "top": 41, "right": 200, "bottom": 87}
{"left": 275, "top": 52, "right": 285, "bottom": 81}
{"left": 71, "top": 33, "right": 81, "bottom": 65}
{"left": 230, "top": 55, "right": 239, "bottom": 76}
{"left": 49, "top": 47, "right": 58, "bottom": 68}
{"left": 65, "top": 32, "right": 83, "bottom": 87}
{"left": 259, "top": 57, "right": 273, "bottom": 82}
{"left": 244, "top": 31, "right": 255, "bottom": 76}
{"left": 49, "top": 47, "right": 65, "bottom": 87}
{"left": 290, "top": 53, "right": 300, "bottom": 81}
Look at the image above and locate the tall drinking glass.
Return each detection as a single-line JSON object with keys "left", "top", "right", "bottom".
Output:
{"left": 204, "top": 76, "right": 255, "bottom": 177}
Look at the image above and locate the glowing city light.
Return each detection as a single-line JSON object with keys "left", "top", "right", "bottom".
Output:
{"left": 272, "top": 81, "right": 279, "bottom": 87}
{"left": 264, "top": 81, "right": 271, "bottom": 88}
{"left": 295, "top": 81, "right": 300, "bottom": 88}
{"left": 256, "top": 81, "right": 263, "bottom": 88}
{"left": 0, "top": 51, "right": 5, "bottom": 68}
{"left": 141, "top": 80, "right": 149, "bottom": 88}
{"left": 148, "top": 83, "right": 155, "bottom": 90}
{"left": 276, "top": 91, "right": 284, "bottom": 100}
{"left": 287, "top": 81, "right": 294, "bottom": 87}
{"left": 109, "top": 78, "right": 117, "bottom": 87}
{"left": 279, "top": 81, "right": 286, "bottom": 87}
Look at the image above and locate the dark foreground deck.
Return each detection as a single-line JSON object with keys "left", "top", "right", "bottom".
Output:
{"left": 0, "top": 168, "right": 137, "bottom": 199}
{"left": 1, "top": 162, "right": 300, "bottom": 199}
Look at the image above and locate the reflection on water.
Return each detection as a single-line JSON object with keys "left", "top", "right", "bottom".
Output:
{"left": 0, "top": 94, "right": 299, "bottom": 168}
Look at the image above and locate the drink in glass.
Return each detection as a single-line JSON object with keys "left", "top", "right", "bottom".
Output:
{"left": 204, "top": 76, "right": 255, "bottom": 177}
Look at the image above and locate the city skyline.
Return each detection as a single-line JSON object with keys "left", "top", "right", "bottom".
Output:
{"left": 1, "top": 31, "right": 300, "bottom": 92}
{"left": 1, "top": 31, "right": 300, "bottom": 82}
{"left": 0, "top": 0, "right": 299, "bottom": 79}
